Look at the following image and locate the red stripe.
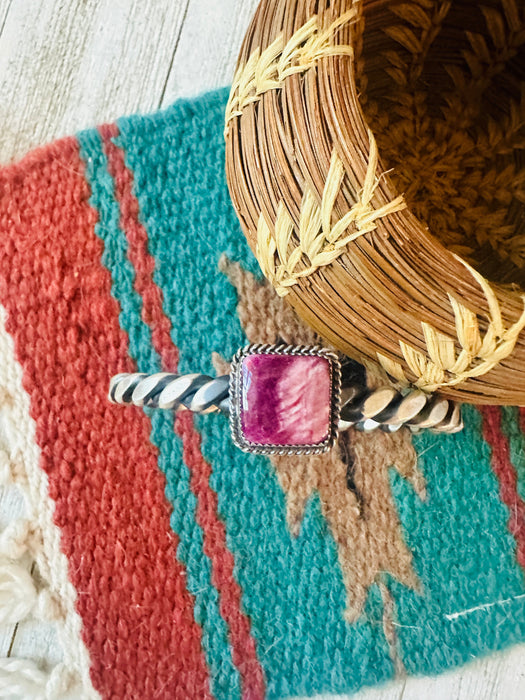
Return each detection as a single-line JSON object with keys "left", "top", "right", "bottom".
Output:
{"left": 100, "top": 124, "right": 266, "bottom": 700}
{"left": 0, "top": 138, "right": 212, "bottom": 700}
{"left": 99, "top": 123, "right": 178, "bottom": 372}
{"left": 480, "top": 406, "right": 525, "bottom": 569}
{"left": 175, "top": 410, "right": 265, "bottom": 700}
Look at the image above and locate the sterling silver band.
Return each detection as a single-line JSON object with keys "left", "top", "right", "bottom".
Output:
{"left": 108, "top": 368, "right": 463, "bottom": 435}
{"left": 109, "top": 372, "right": 230, "bottom": 414}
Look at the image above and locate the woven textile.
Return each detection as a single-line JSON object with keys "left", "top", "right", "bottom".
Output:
{"left": 1, "top": 88, "right": 525, "bottom": 699}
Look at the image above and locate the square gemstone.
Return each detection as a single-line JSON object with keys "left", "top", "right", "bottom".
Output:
{"left": 232, "top": 350, "right": 334, "bottom": 450}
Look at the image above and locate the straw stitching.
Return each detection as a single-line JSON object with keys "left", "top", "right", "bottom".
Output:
{"left": 256, "top": 132, "right": 406, "bottom": 296}
{"left": 378, "top": 257, "right": 525, "bottom": 391}
{"left": 225, "top": 10, "right": 356, "bottom": 132}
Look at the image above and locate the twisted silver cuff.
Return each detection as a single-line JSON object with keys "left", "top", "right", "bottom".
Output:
{"left": 108, "top": 368, "right": 463, "bottom": 435}
{"left": 109, "top": 372, "right": 230, "bottom": 414}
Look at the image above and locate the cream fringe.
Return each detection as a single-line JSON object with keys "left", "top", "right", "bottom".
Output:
{"left": 0, "top": 306, "right": 99, "bottom": 700}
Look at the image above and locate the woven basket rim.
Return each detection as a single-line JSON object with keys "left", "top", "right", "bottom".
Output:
{"left": 225, "top": 0, "right": 525, "bottom": 405}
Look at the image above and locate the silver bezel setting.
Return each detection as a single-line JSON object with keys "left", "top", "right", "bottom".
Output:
{"left": 229, "top": 344, "right": 342, "bottom": 455}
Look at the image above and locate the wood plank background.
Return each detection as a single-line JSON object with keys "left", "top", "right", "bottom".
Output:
{"left": 0, "top": 1, "right": 524, "bottom": 698}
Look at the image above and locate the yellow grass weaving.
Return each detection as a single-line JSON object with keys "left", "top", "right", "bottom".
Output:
{"left": 378, "top": 257, "right": 525, "bottom": 391}
{"left": 225, "top": 10, "right": 356, "bottom": 133}
{"left": 256, "top": 131, "right": 406, "bottom": 296}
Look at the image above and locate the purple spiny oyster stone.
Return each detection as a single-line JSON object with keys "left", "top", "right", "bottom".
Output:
{"left": 239, "top": 353, "right": 332, "bottom": 446}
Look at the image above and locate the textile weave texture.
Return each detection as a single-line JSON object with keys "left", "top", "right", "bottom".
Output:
{"left": 1, "top": 88, "right": 525, "bottom": 699}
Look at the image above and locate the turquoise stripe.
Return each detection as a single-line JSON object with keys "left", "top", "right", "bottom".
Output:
{"left": 390, "top": 405, "right": 525, "bottom": 675}
{"left": 501, "top": 406, "right": 525, "bottom": 505}
{"left": 77, "top": 127, "right": 242, "bottom": 700}
{"left": 76, "top": 130, "right": 159, "bottom": 374}
{"left": 114, "top": 86, "right": 525, "bottom": 695}
{"left": 117, "top": 90, "right": 394, "bottom": 698}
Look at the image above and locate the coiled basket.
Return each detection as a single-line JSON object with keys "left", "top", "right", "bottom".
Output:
{"left": 224, "top": 0, "right": 525, "bottom": 405}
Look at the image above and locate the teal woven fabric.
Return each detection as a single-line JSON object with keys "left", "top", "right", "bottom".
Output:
{"left": 88, "top": 88, "right": 525, "bottom": 696}
{"left": 1, "top": 86, "right": 525, "bottom": 699}
{"left": 82, "top": 89, "right": 525, "bottom": 697}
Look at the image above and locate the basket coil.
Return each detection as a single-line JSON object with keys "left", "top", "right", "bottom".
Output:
{"left": 225, "top": 0, "right": 525, "bottom": 405}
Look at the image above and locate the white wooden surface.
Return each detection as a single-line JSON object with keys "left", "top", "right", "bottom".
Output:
{"left": 0, "top": 1, "right": 524, "bottom": 698}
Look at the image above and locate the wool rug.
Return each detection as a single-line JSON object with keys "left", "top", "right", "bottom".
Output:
{"left": 1, "top": 87, "right": 525, "bottom": 699}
